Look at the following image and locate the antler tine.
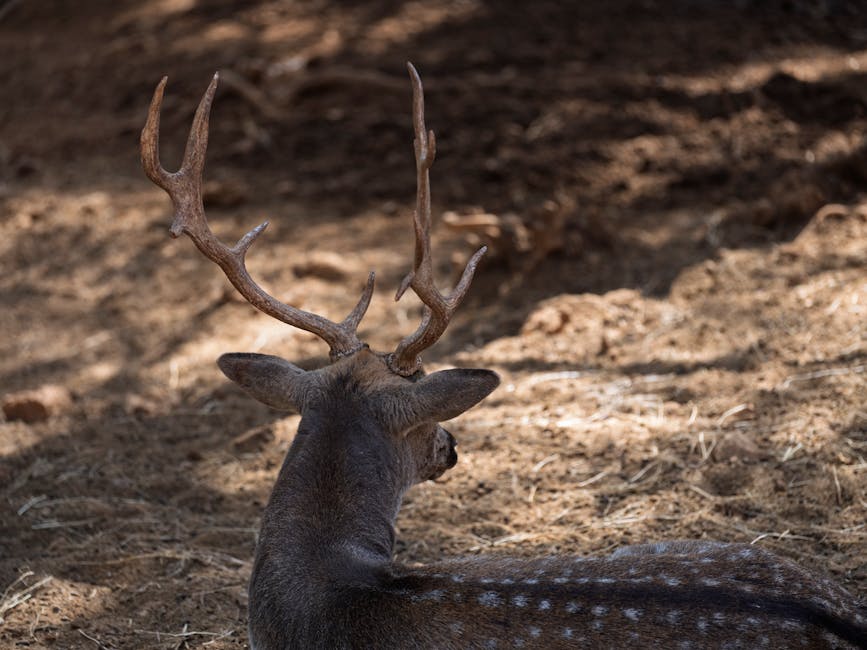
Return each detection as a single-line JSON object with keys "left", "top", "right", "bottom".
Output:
{"left": 388, "top": 63, "right": 487, "bottom": 376}
{"left": 141, "top": 74, "right": 374, "bottom": 360}
{"left": 141, "top": 76, "right": 173, "bottom": 190}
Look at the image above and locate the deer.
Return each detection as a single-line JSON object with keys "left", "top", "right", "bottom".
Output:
{"left": 141, "top": 64, "right": 867, "bottom": 649}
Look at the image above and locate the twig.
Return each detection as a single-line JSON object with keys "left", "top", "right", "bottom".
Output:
{"left": 0, "top": 574, "right": 53, "bottom": 624}
{"left": 31, "top": 518, "right": 97, "bottom": 530}
{"left": 628, "top": 460, "right": 658, "bottom": 484}
{"left": 0, "top": 572, "right": 33, "bottom": 605}
{"left": 576, "top": 471, "right": 607, "bottom": 488}
{"left": 16, "top": 495, "right": 47, "bottom": 515}
{"left": 688, "top": 483, "right": 717, "bottom": 500}
{"left": 779, "top": 364, "right": 867, "bottom": 389}
{"left": 599, "top": 514, "right": 648, "bottom": 528}
{"left": 134, "top": 627, "right": 233, "bottom": 639}
{"left": 22, "top": 496, "right": 150, "bottom": 512}
{"left": 531, "top": 454, "right": 559, "bottom": 473}
{"left": 76, "top": 549, "right": 248, "bottom": 570}
{"left": 832, "top": 466, "right": 843, "bottom": 506}
{"left": 781, "top": 442, "right": 803, "bottom": 463}
{"left": 78, "top": 629, "right": 113, "bottom": 649}
{"left": 716, "top": 403, "right": 750, "bottom": 427}
{"left": 468, "top": 532, "right": 539, "bottom": 552}
{"left": 750, "top": 529, "right": 791, "bottom": 545}
{"left": 526, "top": 371, "right": 588, "bottom": 386}
{"left": 697, "top": 431, "right": 716, "bottom": 462}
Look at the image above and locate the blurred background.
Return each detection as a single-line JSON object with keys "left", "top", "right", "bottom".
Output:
{"left": 1, "top": 1, "right": 866, "bottom": 647}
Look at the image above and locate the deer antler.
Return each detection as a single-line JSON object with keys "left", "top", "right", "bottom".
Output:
{"left": 141, "top": 73, "right": 374, "bottom": 360}
{"left": 388, "top": 63, "right": 487, "bottom": 376}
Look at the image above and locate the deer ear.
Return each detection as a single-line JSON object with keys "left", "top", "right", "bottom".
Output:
{"left": 217, "top": 353, "right": 313, "bottom": 412}
{"left": 407, "top": 368, "right": 500, "bottom": 424}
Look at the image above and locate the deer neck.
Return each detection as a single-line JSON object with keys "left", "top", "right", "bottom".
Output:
{"left": 259, "top": 405, "right": 407, "bottom": 568}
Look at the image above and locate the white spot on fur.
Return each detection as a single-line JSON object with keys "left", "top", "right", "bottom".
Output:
{"left": 511, "top": 595, "right": 528, "bottom": 608}
{"left": 781, "top": 620, "right": 805, "bottom": 632}
{"left": 523, "top": 578, "right": 539, "bottom": 585}
{"left": 538, "top": 599, "right": 551, "bottom": 611}
{"left": 592, "top": 605, "right": 608, "bottom": 617}
{"left": 484, "top": 639, "right": 498, "bottom": 649}
{"left": 702, "top": 578, "right": 720, "bottom": 587}
{"left": 529, "top": 627, "right": 541, "bottom": 638}
{"left": 562, "top": 628, "right": 573, "bottom": 639}
{"left": 697, "top": 617, "right": 708, "bottom": 633}
{"left": 411, "top": 589, "right": 444, "bottom": 603}
{"left": 664, "top": 576, "right": 681, "bottom": 586}
{"left": 479, "top": 592, "right": 502, "bottom": 607}
{"left": 565, "top": 601, "right": 580, "bottom": 614}
{"left": 513, "top": 639, "right": 524, "bottom": 648}
{"left": 666, "top": 610, "right": 682, "bottom": 625}
{"left": 623, "top": 608, "right": 642, "bottom": 621}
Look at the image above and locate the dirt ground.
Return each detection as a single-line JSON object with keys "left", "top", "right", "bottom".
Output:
{"left": 2, "top": 0, "right": 867, "bottom": 647}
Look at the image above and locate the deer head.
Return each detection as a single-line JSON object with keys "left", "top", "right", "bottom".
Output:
{"left": 217, "top": 349, "right": 497, "bottom": 484}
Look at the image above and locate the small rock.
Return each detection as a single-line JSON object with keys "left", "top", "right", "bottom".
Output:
{"left": 232, "top": 424, "right": 274, "bottom": 453}
{"left": 712, "top": 431, "right": 765, "bottom": 463}
{"left": 2, "top": 385, "right": 73, "bottom": 423}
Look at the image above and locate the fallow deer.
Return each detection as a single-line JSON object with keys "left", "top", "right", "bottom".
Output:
{"left": 142, "top": 64, "right": 867, "bottom": 649}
